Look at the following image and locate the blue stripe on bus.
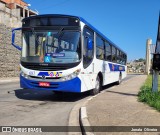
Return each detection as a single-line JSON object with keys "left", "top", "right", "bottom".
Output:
{"left": 108, "top": 63, "right": 125, "bottom": 71}
{"left": 20, "top": 75, "right": 81, "bottom": 93}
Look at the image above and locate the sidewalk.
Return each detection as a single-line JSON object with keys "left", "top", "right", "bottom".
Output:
{"left": 86, "top": 75, "right": 160, "bottom": 135}
{"left": 0, "top": 77, "right": 19, "bottom": 84}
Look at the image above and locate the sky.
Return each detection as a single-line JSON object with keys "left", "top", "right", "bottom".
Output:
{"left": 25, "top": 0, "right": 160, "bottom": 61}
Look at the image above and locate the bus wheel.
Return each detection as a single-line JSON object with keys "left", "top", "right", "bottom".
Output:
{"left": 91, "top": 76, "right": 101, "bottom": 95}
{"left": 116, "top": 74, "right": 122, "bottom": 85}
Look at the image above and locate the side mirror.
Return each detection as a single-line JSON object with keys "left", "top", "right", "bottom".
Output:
{"left": 87, "top": 39, "right": 93, "bottom": 50}
{"left": 12, "top": 28, "right": 22, "bottom": 51}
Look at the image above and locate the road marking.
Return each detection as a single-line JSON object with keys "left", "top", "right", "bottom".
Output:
{"left": 81, "top": 107, "right": 87, "bottom": 119}
{"left": 101, "top": 91, "right": 105, "bottom": 94}
{"left": 109, "top": 86, "right": 115, "bottom": 90}
{"left": 92, "top": 95, "right": 97, "bottom": 98}
{"left": 87, "top": 97, "right": 93, "bottom": 101}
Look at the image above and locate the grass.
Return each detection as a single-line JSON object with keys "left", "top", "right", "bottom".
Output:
{"left": 138, "top": 75, "right": 160, "bottom": 111}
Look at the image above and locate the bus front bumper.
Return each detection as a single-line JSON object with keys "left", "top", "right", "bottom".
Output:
{"left": 20, "top": 75, "right": 81, "bottom": 93}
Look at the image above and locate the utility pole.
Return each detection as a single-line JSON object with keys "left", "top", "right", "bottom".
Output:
{"left": 145, "top": 39, "right": 152, "bottom": 75}
{"left": 152, "top": 14, "right": 160, "bottom": 92}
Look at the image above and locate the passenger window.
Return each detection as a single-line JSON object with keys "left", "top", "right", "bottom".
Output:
{"left": 116, "top": 50, "right": 120, "bottom": 64}
{"left": 105, "top": 42, "right": 112, "bottom": 61}
{"left": 112, "top": 46, "right": 117, "bottom": 63}
{"left": 119, "top": 53, "right": 127, "bottom": 65}
{"left": 96, "top": 35, "right": 104, "bottom": 60}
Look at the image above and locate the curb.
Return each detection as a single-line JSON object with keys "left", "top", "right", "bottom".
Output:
{"left": 68, "top": 101, "right": 83, "bottom": 135}
{"left": 0, "top": 78, "right": 19, "bottom": 84}
{"left": 79, "top": 107, "right": 94, "bottom": 135}
{"left": 68, "top": 76, "right": 137, "bottom": 135}
{"left": 68, "top": 97, "right": 93, "bottom": 135}
{"left": 79, "top": 97, "right": 96, "bottom": 135}
{"left": 78, "top": 76, "right": 137, "bottom": 135}
{"left": 68, "top": 99, "right": 89, "bottom": 135}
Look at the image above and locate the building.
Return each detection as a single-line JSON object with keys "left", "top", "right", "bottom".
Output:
{"left": 0, "top": 0, "right": 38, "bottom": 27}
{"left": 127, "top": 60, "right": 145, "bottom": 73}
{"left": 0, "top": 0, "right": 38, "bottom": 77}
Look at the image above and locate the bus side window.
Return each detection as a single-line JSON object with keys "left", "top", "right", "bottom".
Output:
{"left": 123, "top": 54, "right": 127, "bottom": 65}
{"left": 83, "top": 27, "right": 94, "bottom": 68}
{"left": 96, "top": 35, "right": 104, "bottom": 60}
{"left": 116, "top": 49, "right": 120, "bottom": 64}
{"left": 112, "top": 46, "right": 117, "bottom": 63}
{"left": 105, "top": 42, "right": 112, "bottom": 61}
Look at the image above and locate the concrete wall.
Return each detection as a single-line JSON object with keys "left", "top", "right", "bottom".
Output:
{"left": 1, "top": 0, "right": 28, "bottom": 8}
{"left": 0, "top": 2, "right": 22, "bottom": 27}
{"left": 0, "top": 24, "right": 21, "bottom": 77}
{"left": 0, "top": 2, "right": 22, "bottom": 77}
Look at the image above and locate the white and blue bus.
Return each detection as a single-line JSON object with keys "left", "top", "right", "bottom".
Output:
{"left": 12, "top": 14, "right": 127, "bottom": 95}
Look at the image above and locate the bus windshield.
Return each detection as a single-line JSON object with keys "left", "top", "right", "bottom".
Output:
{"left": 21, "top": 30, "right": 81, "bottom": 64}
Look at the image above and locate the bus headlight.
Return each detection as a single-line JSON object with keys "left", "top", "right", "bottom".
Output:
{"left": 62, "top": 69, "right": 81, "bottom": 81}
{"left": 21, "top": 72, "right": 29, "bottom": 79}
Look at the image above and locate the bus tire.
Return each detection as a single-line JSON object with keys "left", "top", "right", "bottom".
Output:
{"left": 91, "top": 75, "right": 101, "bottom": 95}
{"left": 116, "top": 73, "right": 122, "bottom": 85}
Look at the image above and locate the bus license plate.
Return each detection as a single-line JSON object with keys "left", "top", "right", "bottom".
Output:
{"left": 39, "top": 82, "right": 50, "bottom": 87}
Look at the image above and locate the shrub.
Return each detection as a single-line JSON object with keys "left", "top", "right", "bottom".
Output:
{"left": 138, "top": 75, "right": 160, "bottom": 112}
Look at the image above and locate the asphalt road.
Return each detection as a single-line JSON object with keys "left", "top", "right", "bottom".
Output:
{"left": 0, "top": 74, "right": 136, "bottom": 135}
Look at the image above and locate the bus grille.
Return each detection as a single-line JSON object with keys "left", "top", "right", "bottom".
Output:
{"left": 24, "top": 65, "right": 68, "bottom": 71}
{"left": 29, "top": 76, "right": 61, "bottom": 80}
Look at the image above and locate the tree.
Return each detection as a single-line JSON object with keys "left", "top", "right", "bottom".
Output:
{"left": 138, "top": 58, "right": 145, "bottom": 62}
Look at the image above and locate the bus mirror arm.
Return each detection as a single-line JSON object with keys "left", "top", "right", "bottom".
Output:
{"left": 12, "top": 28, "right": 22, "bottom": 51}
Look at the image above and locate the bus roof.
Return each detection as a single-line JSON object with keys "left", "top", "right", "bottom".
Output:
{"left": 79, "top": 16, "right": 126, "bottom": 54}
{"left": 22, "top": 14, "right": 126, "bottom": 54}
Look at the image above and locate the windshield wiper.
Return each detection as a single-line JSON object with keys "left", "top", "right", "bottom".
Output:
{"left": 58, "top": 27, "right": 64, "bottom": 35}
{"left": 57, "top": 27, "right": 64, "bottom": 40}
